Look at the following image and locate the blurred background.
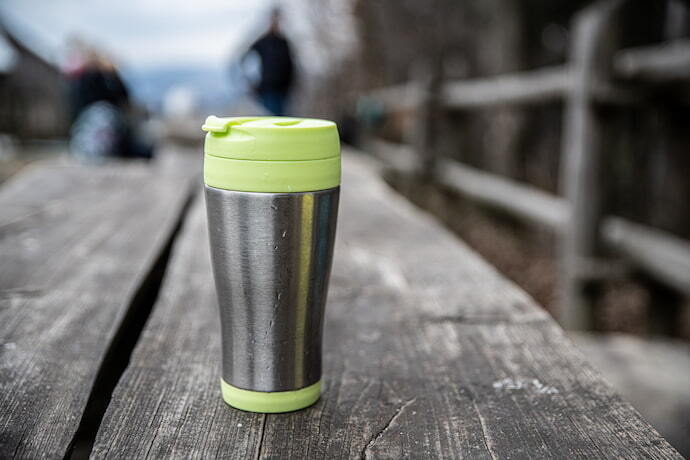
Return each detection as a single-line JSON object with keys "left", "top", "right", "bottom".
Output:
{"left": 0, "top": 0, "right": 688, "bottom": 455}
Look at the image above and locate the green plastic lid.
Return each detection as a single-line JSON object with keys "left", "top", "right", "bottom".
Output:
{"left": 202, "top": 116, "right": 341, "bottom": 192}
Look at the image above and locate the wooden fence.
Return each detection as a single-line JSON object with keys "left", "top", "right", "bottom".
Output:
{"left": 364, "top": 0, "right": 690, "bottom": 331}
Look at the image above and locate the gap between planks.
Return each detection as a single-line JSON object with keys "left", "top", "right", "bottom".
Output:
{"left": 65, "top": 186, "right": 198, "bottom": 460}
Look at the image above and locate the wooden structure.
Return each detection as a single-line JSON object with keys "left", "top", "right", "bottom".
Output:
{"left": 365, "top": 0, "right": 690, "bottom": 330}
{"left": 0, "top": 147, "right": 682, "bottom": 458}
{"left": 0, "top": 24, "right": 68, "bottom": 140}
{"left": 0, "top": 149, "right": 197, "bottom": 458}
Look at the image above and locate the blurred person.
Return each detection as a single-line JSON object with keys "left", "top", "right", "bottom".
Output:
{"left": 245, "top": 8, "right": 295, "bottom": 116}
{"left": 64, "top": 46, "right": 153, "bottom": 161}
{"left": 63, "top": 37, "right": 90, "bottom": 122}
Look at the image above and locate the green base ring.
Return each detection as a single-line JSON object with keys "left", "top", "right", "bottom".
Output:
{"left": 220, "top": 379, "right": 321, "bottom": 413}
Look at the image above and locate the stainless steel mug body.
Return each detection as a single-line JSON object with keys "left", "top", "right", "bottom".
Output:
{"left": 205, "top": 185, "right": 339, "bottom": 393}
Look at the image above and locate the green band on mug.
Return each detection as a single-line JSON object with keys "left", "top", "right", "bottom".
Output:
{"left": 220, "top": 379, "right": 321, "bottom": 413}
{"left": 204, "top": 155, "right": 340, "bottom": 193}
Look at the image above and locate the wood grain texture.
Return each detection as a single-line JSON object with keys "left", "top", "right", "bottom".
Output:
{"left": 92, "top": 150, "right": 680, "bottom": 459}
{"left": 0, "top": 149, "right": 200, "bottom": 459}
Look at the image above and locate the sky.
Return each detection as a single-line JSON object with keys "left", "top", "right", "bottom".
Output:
{"left": 0, "top": 0, "right": 278, "bottom": 112}
{"left": 0, "top": 0, "right": 273, "bottom": 69}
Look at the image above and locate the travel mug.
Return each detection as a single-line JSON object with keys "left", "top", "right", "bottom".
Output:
{"left": 202, "top": 116, "right": 340, "bottom": 413}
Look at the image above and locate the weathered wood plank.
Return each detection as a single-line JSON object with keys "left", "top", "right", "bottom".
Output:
{"left": 406, "top": 64, "right": 443, "bottom": 178}
{"left": 443, "top": 66, "right": 571, "bottom": 109}
{"left": 0, "top": 148, "right": 199, "bottom": 458}
{"left": 559, "top": 0, "right": 622, "bottom": 330}
{"left": 573, "top": 332, "right": 690, "bottom": 456}
{"left": 372, "top": 138, "right": 569, "bottom": 231}
{"left": 92, "top": 150, "right": 679, "bottom": 458}
{"left": 369, "top": 66, "right": 571, "bottom": 112}
{"left": 367, "top": 82, "right": 422, "bottom": 112}
{"left": 613, "top": 39, "right": 690, "bottom": 82}
{"left": 602, "top": 217, "right": 690, "bottom": 296}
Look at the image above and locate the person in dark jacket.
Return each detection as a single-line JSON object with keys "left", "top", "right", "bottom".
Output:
{"left": 247, "top": 9, "right": 295, "bottom": 116}
{"left": 66, "top": 51, "right": 153, "bottom": 160}
{"left": 65, "top": 50, "right": 129, "bottom": 121}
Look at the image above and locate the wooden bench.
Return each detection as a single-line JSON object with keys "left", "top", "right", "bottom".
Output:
{"left": 0, "top": 148, "right": 681, "bottom": 458}
{"left": 0, "top": 149, "right": 198, "bottom": 458}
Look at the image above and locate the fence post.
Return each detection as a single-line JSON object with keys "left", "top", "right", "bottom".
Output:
{"left": 407, "top": 60, "right": 443, "bottom": 180}
{"left": 559, "top": 0, "right": 623, "bottom": 330}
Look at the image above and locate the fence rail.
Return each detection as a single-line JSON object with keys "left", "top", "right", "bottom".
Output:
{"left": 443, "top": 66, "right": 571, "bottom": 109}
{"left": 374, "top": 139, "right": 690, "bottom": 294}
{"left": 614, "top": 39, "right": 690, "bottom": 81}
{"left": 368, "top": 42, "right": 690, "bottom": 112}
{"left": 373, "top": 139, "right": 569, "bottom": 230}
{"left": 364, "top": 0, "right": 690, "bottom": 331}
